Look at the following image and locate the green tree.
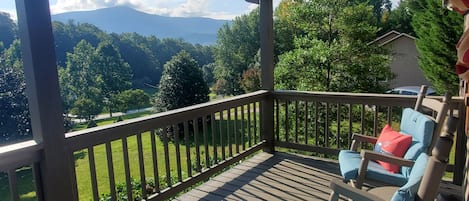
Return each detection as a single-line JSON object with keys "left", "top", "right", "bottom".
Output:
{"left": 213, "top": 9, "right": 260, "bottom": 95}
{"left": 110, "top": 33, "right": 161, "bottom": 88}
{"left": 60, "top": 40, "right": 103, "bottom": 118}
{"left": 381, "top": 0, "right": 414, "bottom": 35}
{"left": 409, "top": 0, "right": 461, "bottom": 95}
{"left": 155, "top": 51, "right": 209, "bottom": 112}
{"left": 0, "top": 12, "right": 17, "bottom": 48}
{"left": 94, "top": 41, "right": 132, "bottom": 116}
{"left": 274, "top": 1, "right": 392, "bottom": 93}
{"left": 114, "top": 89, "right": 150, "bottom": 112}
{"left": 0, "top": 44, "right": 31, "bottom": 144}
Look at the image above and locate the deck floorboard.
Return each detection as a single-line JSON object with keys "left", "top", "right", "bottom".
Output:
{"left": 177, "top": 151, "right": 463, "bottom": 201}
{"left": 177, "top": 152, "right": 344, "bottom": 201}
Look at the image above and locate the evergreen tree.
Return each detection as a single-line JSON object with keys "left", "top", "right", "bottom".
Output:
{"left": 409, "top": 0, "right": 462, "bottom": 95}
{"left": 155, "top": 51, "right": 209, "bottom": 112}
{"left": 0, "top": 12, "right": 17, "bottom": 48}
{"left": 0, "top": 44, "right": 31, "bottom": 144}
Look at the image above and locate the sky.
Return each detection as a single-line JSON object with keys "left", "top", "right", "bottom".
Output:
{"left": 0, "top": 0, "right": 280, "bottom": 21}
{"left": 0, "top": 0, "right": 400, "bottom": 21}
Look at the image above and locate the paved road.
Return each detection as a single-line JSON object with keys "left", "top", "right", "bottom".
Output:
{"left": 71, "top": 107, "right": 153, "bottom": 123}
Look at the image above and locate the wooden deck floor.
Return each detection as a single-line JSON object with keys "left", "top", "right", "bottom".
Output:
{"left": 176, "top": 152, "right": 343, "bottom": 201}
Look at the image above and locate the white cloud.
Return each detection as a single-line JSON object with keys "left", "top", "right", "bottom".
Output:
{"left": 49, "top": 0, "right": 232, "bottom": 19}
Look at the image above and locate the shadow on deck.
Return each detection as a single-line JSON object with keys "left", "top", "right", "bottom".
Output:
{"left": 177, "top": 152, "right": 343, "bottom": 201}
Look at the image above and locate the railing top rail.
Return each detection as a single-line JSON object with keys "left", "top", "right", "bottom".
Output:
{"left": 65, "top": 90, "right": 270, "bottom": 151}
{"left": 274, "top": 90, "right": 463, "bottom": 107}
{"left": 0, "top": 140, "right": 42, "bottom": 171}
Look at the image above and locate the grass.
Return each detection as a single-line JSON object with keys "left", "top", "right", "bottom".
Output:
{"left": 74, "top": 115, "right": 259, "bottom": 201}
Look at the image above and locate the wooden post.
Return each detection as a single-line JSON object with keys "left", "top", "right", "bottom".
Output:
{"left": 15, "top": 0, "right": 76, "bottom": 200}
{"left": 259, "top": 0, "right": 275, "bottom": 153}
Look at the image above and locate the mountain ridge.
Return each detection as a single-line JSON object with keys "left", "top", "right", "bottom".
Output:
{"left": 51, "top": 6, "right": 229, "bottom": 45}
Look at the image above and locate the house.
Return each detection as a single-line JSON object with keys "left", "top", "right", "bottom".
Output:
{"left": 371, "top": 30, "right": 432, "bottom": 88}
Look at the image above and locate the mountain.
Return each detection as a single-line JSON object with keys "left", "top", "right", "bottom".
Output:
{"left": 51, "top": 6, "right": 229, "bottom": 45}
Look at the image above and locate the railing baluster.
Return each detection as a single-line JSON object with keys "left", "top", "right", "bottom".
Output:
{"left": 150, "top": 130, "right": 160, "bottom": 192}
{"left": 275, "top": 99, "right": 279, "bottom": 142}
{"left": 122, "top": 137, "right": 133, "bottom": 201}
{"left": 295, "top": 100, "right": 299, "bottom": 143}
{"left": 337, "top": 104, "right": 341, "bottom": 148}
{"left": 361, "top": 104, "right": 366, "bottom": 135}
{"left": 163, "top": 127, "right": 171, "bottom": 186}
{"left": 254, "top": 102, "right": 258, "bottom": 144}
{"left": 194, "top": 118, "right": 202, "bottom": 172}
{"left": 234, "top": 106, "right": 239, "bottom": 154}
{"left": 348, "top": 104, "right": 353, "bottom": 147}
{"left": 8, "top": 169, "right": 19, "bottom": 201}
{"left": 285, "top": 100, "right": 289, "bottom": 142}
{"left": 387, "top": 106, "right": 392, "bottom": 125}
{"left": 248, "top": 103, "right": 253, "bottom": 146}
{"left": 32, "top": 162, "right": 45, "bottom": 201}
{"left": 105, "top": 142, "right": 116, "bottom": 201}
{"left": 219, "top": 111, "right": 226, "bottom": 160}
{"left": 227, "top": 111, "right": 232, "bottom": 157}
{"left": 87, "top": 147, "right": 99, "bottom": 201}
{"left": 184, "top": 121, "right": 192, "bottom": 178}
{"left": 305, "top": 101, "right": 309, "bottom": 145}
{"left": 203, "top": 116, "right": 210, "bottom": 168}
{"left": 373, "top": 105, "right": 379, "bottom": 137}
{"left": 315, "top": 101, "right": 319, "bottom": 147}
{"left": 137, "top": 133, "right": 148, "bottom": 198}
{"left": 325, "top": 102, "right": 329, "bottom": 148}
{"left": 174, "top": 125, "right": 182, "bottom": 182}
{"left": 241, "top": 105, "right": 246, "bottom": 151}
{"left": 212, "top": 113, "right": 218, "bottom": 164}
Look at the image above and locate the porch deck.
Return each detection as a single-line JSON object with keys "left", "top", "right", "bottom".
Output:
{"left": 177, "top": 151, "right": 463, "bottom": 201}
{"left": 177, "top": 152, "right": 343, "bottom": 201}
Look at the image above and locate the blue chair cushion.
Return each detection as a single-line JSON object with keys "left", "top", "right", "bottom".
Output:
{"left": 339, "top": 150, "right": 407, "bottom": 186}
{"left": 401, "top": 142, "right": 426, "bottom": 178}
{"left": 391, "top": 153, "right": 429, "bottom": 201}
{"left": 399, "top": 108, "right": 434, "bottom": 148}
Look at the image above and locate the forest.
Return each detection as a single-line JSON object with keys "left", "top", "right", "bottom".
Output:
{"left": 0, "top": 0, "right": 463, "bottom": 145}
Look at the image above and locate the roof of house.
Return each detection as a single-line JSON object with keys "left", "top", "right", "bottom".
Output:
{"left": 368, "top": 30, "right": 416, "bottom": 46}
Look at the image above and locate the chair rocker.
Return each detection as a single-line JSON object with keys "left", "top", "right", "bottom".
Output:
{"left": 338, "top": 85, "right": 451, "bottom": 189}
{"left": 330, "top": 116, "right": 458, "bottom": 201}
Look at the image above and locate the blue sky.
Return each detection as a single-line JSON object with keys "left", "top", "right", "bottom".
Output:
{"left": 1, "top": 0, "right": 399, "bottom": 20}
{"left": 0, "top": 0, "right": 280, "bottom": 20}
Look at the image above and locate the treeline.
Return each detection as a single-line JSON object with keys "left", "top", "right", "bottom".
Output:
{"left": 0, "top": 11, "right": 214, "bottom": 144}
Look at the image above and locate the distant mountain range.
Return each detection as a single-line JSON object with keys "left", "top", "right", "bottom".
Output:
{"left": 51, "top": 6, "right": 230, "bottom": 45}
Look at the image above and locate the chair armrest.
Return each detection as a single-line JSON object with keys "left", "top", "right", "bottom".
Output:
{"left": 350, "top": 134, "right": 378, "bottom": 151}
{"left": 329, "top": 179, "right": 385, "bottom": 201}
{"left": 360, "top": 150, "right": 415, "bottom": 167}
{"left": 355, "top": 150, "right": 414, "bottom": 189}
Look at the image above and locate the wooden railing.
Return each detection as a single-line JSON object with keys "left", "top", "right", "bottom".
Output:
{"left": 273, "top": 90, "right": 466, "bottom": 184}
{"left": 0, "top": 90, "right": 466, "bottom": 200}
{"left": 64, "top": 90, "right": 268, "bottom": 201}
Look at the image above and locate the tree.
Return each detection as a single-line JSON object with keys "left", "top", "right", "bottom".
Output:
{"left": 0, "top": 45, "right": 31, "bottom": 144}
{"left": 110, "top": 33, "right": 161, "bottom": 88}
{"left": 213, "top": 9, "right": 260, "bottom": 95}
{"left": 381, "top": 0, "right": 414, "bottom": 35}
{"left": 0, "top": 12, "right": 17, "bottom": 48}
{"left": 409, "top": 0, "right": 462, "bottom": 95}
{"left": 114, "top": 89, "right": 150, "bottom": 112}
{"left": 155, "top": 51, "right": 209, "bottom": 112}
{"left": 274, "top": 1, "right": 392, "bottom": 93}
{"left": 94, "top": 41, "right": 132, "bottom": 116}
{"left": 60, "top": 40, "right": 104, "bottom": 118}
